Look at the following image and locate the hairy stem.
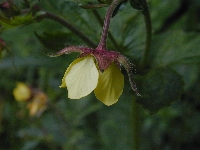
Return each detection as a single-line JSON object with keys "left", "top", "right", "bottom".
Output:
{"left": 97, "top": 0, "right": 123, "bottom": 50}
{"left": 140, "top": 0, "right": 152, "bottom": 69}
{"left": 37, "top": 12, "right": 96, "bottom": 48}
{"left": 92, "top": 9, "right": 119, "bottom": 50}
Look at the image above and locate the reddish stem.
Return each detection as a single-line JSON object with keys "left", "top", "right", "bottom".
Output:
{"left": 97, "top": 0, "right": 123, "bottom": 50}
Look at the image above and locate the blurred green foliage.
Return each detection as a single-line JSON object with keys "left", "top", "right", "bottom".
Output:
{"left": 0, "top": 0, "right": 200, "bottom": 150}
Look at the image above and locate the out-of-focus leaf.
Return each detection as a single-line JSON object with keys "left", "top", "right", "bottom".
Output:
{"left": 21, "top": 0, "right": 30, "bottom": 9}
{"left": 18, "top": 127, "right": 53, "bottom": 150}
{"left": 40, "top": 113, "right": 67, "bottom": 144}
{"left": 21, "top": 141, "right": 39, "bottom": 150}
{"left": 17, "top": 127, "right": 44, "bottom": 138}
{"left": 0, "top": 1, "right": 20, "bottom": 18}
{"left": 35, "top": 31, "right": 79, "bottom": 51}
{"left": 0, "top": 38, "right": 6, "bottom": 58}
{"left": 67, "top": 0, "right": 98, "bottom": 1}
{"left": 0, "top": 56, "right": 69, "bottom": 69}
{"left": 172, "top": 56, "right": 200, "bottom": 65}
{"left": 129, "top": 0, "right": 143, "bottom": 10}
{"left": 171, "top": 64, "right": 199, "bottom": 90}
{"left": 112, "top": 1, "right": 127, "bottom": 17}
{"left": 76, "top": 102, "right": 102, "bottom": 121}
{"left": 137, "top": 67, "right": 184, "bottom": 113}
{"left": 151, "top": 31, "right": 200, "bottom": 67}
{"left": 0, "top": 99, "right": 3, "bottom": 133}
{"left": 79, "top": 3, "right": 108, "bottom": 9}
{"left": 0, "top": 14, "right": 34, "bottom": 31}
{"left": 98, "top": 0, "right": 113, "bottom": 4}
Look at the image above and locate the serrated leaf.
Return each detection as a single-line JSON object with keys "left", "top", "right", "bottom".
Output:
{"left": 136, "top": 67, "right": 184, "bottom": 113}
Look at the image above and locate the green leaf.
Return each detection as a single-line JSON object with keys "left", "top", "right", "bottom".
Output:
{"left": 148, "top": 31, "right": 200, "bottom": 91}
{"left": 171, "top": 64, "right": 199, "bottom": 90}
{"left": 79, "top": 3, "right": 108, "bottom": 9}
{"left": 129, "top": 0, "right": 143, "bottom": 10}
{"left": 112, "top": 1, "right": 127, "bottom": 17}
{"left": 98, "top": 0, "right": 113, "bottom": 4}
{"left": 151, "top": 31, "right": 200, "bottom": 67}
{"left": 0, "top": 14, "right": 34, "bottom": 30}
{"left": 35, "top": 31, "right": 80, "bottom": 52}
{"left": 136, "top": 67, "right": 184, "bottom": 113}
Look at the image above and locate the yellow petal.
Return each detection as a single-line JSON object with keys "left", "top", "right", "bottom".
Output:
{"left": 65, "top": 56, "right": 99, "bottom": 99}
{"left": 60, "top": 58, "right": 84, "bottom": 88}
{"left": 94, "top": 63, "right": 124, "bottom": 106}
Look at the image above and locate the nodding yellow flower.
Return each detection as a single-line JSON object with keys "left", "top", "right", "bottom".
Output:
{"left": 60, "top": 55, "right": 124, "bottom": 106}
{"left": 51, "top": 46, "right": 140, "bottom": 106}
{"left": 52, "top": 45, "right": 140, "bottom": 106}
{"left": 13, "top": 82, "right": 31, "bottom": 101}
{"left": 50, "top": 0, "right": 140, "bottom": 105}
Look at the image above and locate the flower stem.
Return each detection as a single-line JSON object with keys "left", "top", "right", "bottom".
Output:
{"left": 97, "top": 0, "right": 123, "bottom": 50}
{"left": 37, "top": 11, "right": 97, "bottom": 48}
{"left": 140, "top": 0, "right": 152, "bottom": 69}
{"left": 92, "top": 9, "right": 119, "bottom": 50}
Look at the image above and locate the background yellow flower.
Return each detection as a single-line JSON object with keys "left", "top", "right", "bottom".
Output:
{"left": 13, "top": 82, "right": 31, "bottom": 101}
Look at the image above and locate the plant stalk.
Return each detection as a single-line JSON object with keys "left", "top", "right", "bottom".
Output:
{"left": 97, "top": 0, "right": 123, "bottom": 50}
{"left": 140, "top": 0, "right": 152, "bottom": 69}
{"left": 92, "top": 9, "right": 119, "bottom": 50}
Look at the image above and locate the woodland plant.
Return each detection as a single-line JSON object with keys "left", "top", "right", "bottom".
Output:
{"left": 50, "top": 0, "right": 141, "bottom": 106}
{"left": 0, "top": 0, "right": 200, "bottom": 150}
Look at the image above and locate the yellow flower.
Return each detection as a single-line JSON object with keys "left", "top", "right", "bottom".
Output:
{"left": 60, "top": 55, "right": 124, "bottom": 106}
{"left": 27, "top": 92, "right": 47, "bottom": 117}
{"left": 51, "top": 46, "right": 140, "bottom": 105}
{"left": 51, "top": 0, "right": 141, "bottom": 105}
{"left": 13, "top": 82, "right": 31, "bottom": 101}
